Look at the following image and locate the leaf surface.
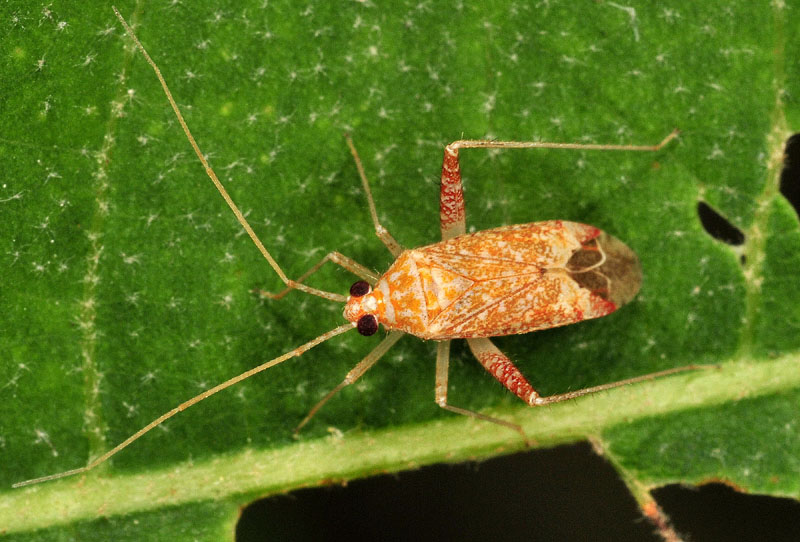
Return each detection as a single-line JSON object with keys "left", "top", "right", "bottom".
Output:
{"left": 2, "top": 0, "right": 799, "bottom": 538}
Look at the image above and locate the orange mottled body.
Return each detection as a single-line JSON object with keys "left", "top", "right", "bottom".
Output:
{"left": 343, "top": 220, "right": 641, "bottom": 340}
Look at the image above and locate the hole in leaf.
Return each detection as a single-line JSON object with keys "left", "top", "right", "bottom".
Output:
{"left": 236, "top": 442, "right": 662, "bottom": 541}
{"left": 653, "top": 482, "right": 800, "bottom": 542}
{"left": 779, "top": 133, "right": 800, "bottom": 219}
{"left": 697, "top": 201, "right": 745, "bottom": 246}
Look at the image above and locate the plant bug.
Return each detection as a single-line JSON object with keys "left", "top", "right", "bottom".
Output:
{"left": 14, "top": 7, "right": 703, "bottom": 488}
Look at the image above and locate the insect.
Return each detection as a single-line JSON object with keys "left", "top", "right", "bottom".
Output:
{"left": 14, "top": 7, "right": 700, "bottom": 488}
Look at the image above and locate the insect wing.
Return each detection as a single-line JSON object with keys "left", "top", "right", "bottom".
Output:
{"left": 415, "top": 221, "right": 640, "bottom": 338}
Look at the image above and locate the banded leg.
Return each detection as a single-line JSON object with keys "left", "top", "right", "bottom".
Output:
{"left": 467, "top": 338, "right": 540, "bottom": 405}
{"left": 435, "top": 340, "right": 530, "bottom": 442}
{"left": 345, "top": 135, "right": 404, "bottom": 258}
{"left": 257, "top": 251, "right": 379, "bottom": 300}
{"left": 294, "top": 331, "right": 405, "bottom": 434}
{"left": 438, "top": 130, "right": 679, "bottom": 242}
{"left": 439, "top": 144, "right": 467, "bottom": 240}
{"left": 468, "top": 337, "right": 711, "bottom": 407}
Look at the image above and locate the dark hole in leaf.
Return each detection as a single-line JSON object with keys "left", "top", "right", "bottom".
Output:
{"left": 779, "top": 133, "right": 800, "bottom": 219}
{"left": 653, "top": 482, "right": 800, "bottom": 542}
{"left": 236, "top": 442, "right": 663, "bottom": 541}
{"left": 697, "top": 201, "right": 745, "bottom": 246}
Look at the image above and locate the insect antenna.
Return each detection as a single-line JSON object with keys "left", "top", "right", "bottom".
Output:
{"left": 13, "top": 323, "right": 356, "bottom": 488}
{"left": 13, "top": 8, "right": 362, "bottom": 489}
{"left": 112, "top": 7, "right": 345, "bottom": 303}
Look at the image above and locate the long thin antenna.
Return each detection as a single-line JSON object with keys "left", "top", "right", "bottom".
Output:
{"left": 14, "top": 323, "right": 355, "bottom": 488}
{"left": 112, "top": 6, "right": 346, "bottom": 303}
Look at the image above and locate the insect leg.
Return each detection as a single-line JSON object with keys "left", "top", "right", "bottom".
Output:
{"left": 466, "top": 338, "right": 541, "bottom": 405}
{"left": 439, "top": 143, "right": 467, "bottom": 241}
{"left": 438, "top": 130, "right": 678, "bottom": 242}
{"left": 468, "top": 337, "right": 711, "bottom": 407}
{"left": 257, "top": 252, "right": 380, "bottom": 300}
{"left": 294, "top": 331, "right": 405, "bottom": 434}
{"left": 344, "top": 135, "right": 404, "bottom": 258}
{"left": 435, "top": 341, "right": 530, "bottom": 442}
{"left": 446, "top": 130, "right": 679, "bottom": 155}
{"left": 527, "top": 365, "right": 714, "bottom": 405}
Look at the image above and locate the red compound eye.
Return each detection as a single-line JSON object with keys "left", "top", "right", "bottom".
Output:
{"left": 349, "top": 280, "right": 370, "bottom": 297}
{"left": 356, "top": 314, "right": 378, "bottom": 336}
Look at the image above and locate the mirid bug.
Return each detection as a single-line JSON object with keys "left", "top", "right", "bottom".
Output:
{"left": 14, "top": 7, "right": 701, "bottom": 488}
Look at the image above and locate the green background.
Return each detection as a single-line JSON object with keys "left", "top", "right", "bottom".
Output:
{"left": 2, "top": 0, "right": 799, "bottom": 538}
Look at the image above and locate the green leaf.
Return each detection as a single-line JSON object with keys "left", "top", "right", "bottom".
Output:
{"left": 3, "top": 0, "right": 799, "bottom": 538}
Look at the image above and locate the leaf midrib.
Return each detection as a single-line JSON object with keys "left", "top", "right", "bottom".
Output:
{"left": 4, "top": 352, "right": 799, "bottom": 534}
